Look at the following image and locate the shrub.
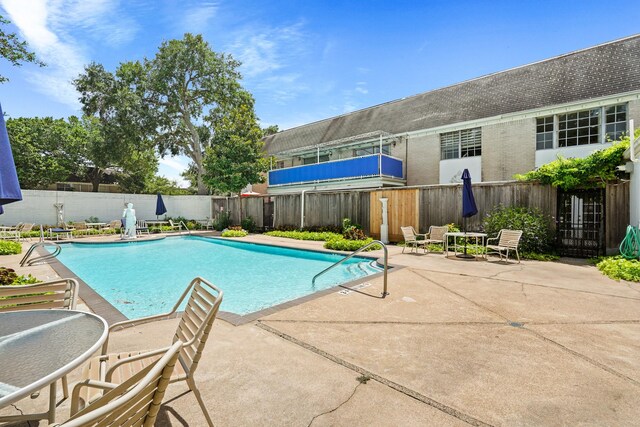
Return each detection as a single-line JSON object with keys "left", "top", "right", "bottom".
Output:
{"left": 213, "top": 212, "right": 232, "bottom": 231}
{"left": 304, "top": 224, "right": 343, "bottom": 234}
{"left": 221, "top": 229, "right": 248, "bottom": 238}
{"left": 264, "top": 230, "right": 342, "bottom": 241}
{"left": 596, "top": 256, "right": 640, "bottom": 281}
{"left": 0, "top": 267, "right": 18, "bottom": 285}
{"left": 241, "top": 216, "right": 257, "bottom": 233}
{"left": 483, "top": 205, "right": 554, "bottom": 253}
{"left": 324, "top": 237, "right": 381, "bottom": 252}
{"left": 0, "top": 241, "right": 22, "bottom": 255}
{"left": 342, "top": 218, "right": 366, "bottom": 240}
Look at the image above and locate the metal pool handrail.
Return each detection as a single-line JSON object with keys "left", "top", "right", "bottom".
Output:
{"left": 312, "top": 240, "right": 389, "bottom": 297}
{"left": 180, "top": 220, "right": 191, "bottom": 235}
{"left": 20, "top": 241, "right": 62, "bottom": 267}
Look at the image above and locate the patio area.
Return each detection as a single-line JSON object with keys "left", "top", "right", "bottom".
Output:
{"left": 2, "top": 234, "right": 640, "bottom": 426}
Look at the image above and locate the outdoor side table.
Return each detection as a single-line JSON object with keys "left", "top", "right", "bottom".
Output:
{"left": 444, "top": 232, "right": 488, "bottom": 260}
{"left": 0, "top": 309, "right": 108, "bottom": 424}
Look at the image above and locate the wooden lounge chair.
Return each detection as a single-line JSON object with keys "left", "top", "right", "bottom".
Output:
{"left": 56, "top": 341, "right": 182, "bottom": 427}
{"left": 18, "top": 223, "right": 35, "bottom": 241}
{"left": 424, "top": 226, "right": 449, "bottom": 252}
{"left": 486, "top": 229, "right": 523, "bottom": 263}
{"left": 401, "top": 226, "right": 427, "bottom": 253}
{"left": 101, "top": 220, "right": 122, "bottom": 235}
{"left": 0, "top": 223, "right": 22, "bottom": 240}
{"left": 71, "top": 222, "right": 89, "bottom": 237}
{"left": 74, "top": 277, "right": 223, "bottom": 426}
{"left": 0, "top": 279, "right": 78, "bottom": 401}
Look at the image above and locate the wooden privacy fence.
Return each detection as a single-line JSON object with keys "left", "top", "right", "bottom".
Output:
{"left": 212, "top": 180, "right": 629, "bottom": 253}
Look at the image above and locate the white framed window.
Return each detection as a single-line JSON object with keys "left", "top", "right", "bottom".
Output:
{"left": 440, "top": 128, "right": 481, "bottom": 160}
{"left": 536, "top": 116, "right": 554, "bottom": 150}
{"left": 605, "top": 104, "right": 627, "bottom": 141}
{"left": 535, "top": 103, "right": 627, "bottom": 150}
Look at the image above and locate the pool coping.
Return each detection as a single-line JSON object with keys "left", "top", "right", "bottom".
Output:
{"left": 42, "top": 235, "right": 400, "bottom": 326}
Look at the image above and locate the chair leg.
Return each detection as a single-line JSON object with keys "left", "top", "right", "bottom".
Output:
{"left": 61, "top": 375, "right": 69, "bottom": 400}
{"left": 402, "top": 244, "right": 406, "bottom": 253}
{"left": 515, "top": 248, "right": 520, "bottom": 263}
{"left": 187, "top": 377, "right": 214, "bottom": 427}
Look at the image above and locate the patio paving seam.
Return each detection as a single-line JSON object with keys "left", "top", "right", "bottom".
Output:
{"left": 521, "top": 327, "right": 640, "bottom": 388}
{"left": 255, "top": 321, "right": 493, "bottom": 427}
{"left": 411, "top": 267, "right": 640, "bottom": 302}
{"left": 415, "top": 271, "right": 640, "bottom": 389}
{"left": 263, "top": 319, "right": 508, "bottom": 326}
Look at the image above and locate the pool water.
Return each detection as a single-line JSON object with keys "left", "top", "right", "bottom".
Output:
{"left": 53, "top": 236, "right": 383, "bottom": 318}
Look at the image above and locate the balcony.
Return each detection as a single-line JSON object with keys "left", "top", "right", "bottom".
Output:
{"left": 268, "top": 154, "right": 405, "bottom": 193}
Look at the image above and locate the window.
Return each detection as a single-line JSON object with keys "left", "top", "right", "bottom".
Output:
{"left": 303, "top": 154, "right": 330, "bottom": 165}
{"left": 440, "top": 128, "right": 481, "bottom": 160}
{"left": 605, "top": 104, "right": 627, "bottom": 141}
{"left": 353, "top": 144, "right": 390, "bottom": 157}
{"left": 535, "top": 103, "right": 627, "bottom": 150}
{"left": 558, "top": 108, "right": 600, "bottom": 147}
{"left": 536, "top": 116, "right": 554, "bottom": 150}
{"left": 275, "top": 160, "right": 285, "bottom": 169}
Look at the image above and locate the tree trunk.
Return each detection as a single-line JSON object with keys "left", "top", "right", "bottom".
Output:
{"left": 238, "top": 192, "right": 243, "bottom": 225}
{"left": 90, "top": 169, "right": 103, "bottom": 192}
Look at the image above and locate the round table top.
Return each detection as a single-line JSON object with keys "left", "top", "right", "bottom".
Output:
{"left": 0, "top": 310, "right": 108, "bottom": 406}
{"left": 444, "top": 231, "right": 487, "bottom": 237}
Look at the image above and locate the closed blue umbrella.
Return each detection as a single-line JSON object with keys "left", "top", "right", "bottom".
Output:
{"left": 459, "top": 169, "right": 478, "bottom": 258}
{"left": 0, "top": 103, "right": 22, "bottom": 215}
{"left": 155, "top": 193, "right": 167, "bottom": 218}
{"left": 462, "top": 169, "right": 478, "bottom": 219}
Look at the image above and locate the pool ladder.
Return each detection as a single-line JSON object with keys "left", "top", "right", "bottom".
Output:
{"left": 20, "top": 225, "right": 62, "bottom": 267}
{"left": 312, "top": 240, "right": 389, "bottom": 297}
{"left": 179, "top": 220, "right": 192, "bottom": 235}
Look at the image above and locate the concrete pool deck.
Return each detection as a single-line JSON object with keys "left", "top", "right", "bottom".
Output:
{"left": 2, "top": 233, "right": 640, "bottom": 426}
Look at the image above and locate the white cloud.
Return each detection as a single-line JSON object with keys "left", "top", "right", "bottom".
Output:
{"left": 180, "top": 2, "right": 218, "bottom": 34}
{"left": 230, "top": 21, "right": 307, "bottom": 78}
{"left": 0, "top": 0, "right": 138, "bottom": 109}
{"left": 158, "top": 156, "right": 189, "bottom": 188}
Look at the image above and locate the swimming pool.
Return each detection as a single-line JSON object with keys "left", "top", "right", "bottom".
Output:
{"left": 53, "top": 236, "right": 383, "bottom": 318}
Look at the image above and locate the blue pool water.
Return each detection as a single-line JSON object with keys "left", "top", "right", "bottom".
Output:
{"left": 53, "top": 236, "right": 382, "bottom": 318}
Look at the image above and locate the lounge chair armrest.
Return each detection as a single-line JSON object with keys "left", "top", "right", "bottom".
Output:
{"left": 415, "top": 233, "right": 427, "bottom": 240}
{"left": 105, "top": 346, "right": 171, "bottom": 382}
{"left": 486, "top": 237, "right": 498, "bottom": 244}
{"left": 70, "top": 379, "right": 118, "bottom": 415}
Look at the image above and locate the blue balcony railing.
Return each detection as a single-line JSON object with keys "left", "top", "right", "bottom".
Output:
{"left": 268, "top": 154, "right": 403, "bottom": 186}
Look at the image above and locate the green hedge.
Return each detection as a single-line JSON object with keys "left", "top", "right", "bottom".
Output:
{"left": 0, "top": 241, "right": 22, "bottom": 255}
{"left": 483, "top": 206, "right": 554, "bottom": 253}
{"left": 221, "top": 229, "right": 248, "bottom": 238}
{"left": 324, "top": 237, "right": 381, "bottom": 252}
{"left": 264, "top": 230, "right": 342, "bottom": 241}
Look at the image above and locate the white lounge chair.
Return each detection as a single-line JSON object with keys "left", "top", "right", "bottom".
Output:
{"left": 136, "top": 220, "right": 150, "bottom": 235}
{"left": 486, "top": 229, "right": 523, "bottom": 263}
{"left": 168, "top": 219, "right": 182, "bottom": 232}
{"left": 74, "top": 277, "right": 223, "bottom": 427}
{"left": 58, "top": 341, "right": 182, "bottom": 426}
{"left": 401, "top": 226, "right": 427, "bottom": 253}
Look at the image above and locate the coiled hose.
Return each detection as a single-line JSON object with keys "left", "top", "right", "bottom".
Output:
{"left": 619, "top": 225, "right": 640, "bottom": 259}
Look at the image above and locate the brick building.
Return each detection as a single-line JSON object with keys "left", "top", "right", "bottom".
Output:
{"left": 263, "top": 35, "right": 640, "bottom": 194}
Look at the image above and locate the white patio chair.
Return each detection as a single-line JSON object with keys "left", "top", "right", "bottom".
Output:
{"left": 73, "top": 277, "right": 223, "bottom": 427}
{"left": 401, "top": 226, "right": 427, "bottom": 253}
{"left": 56, "top": 341, "right": 182, "bottom": 427}
{"left": 486, "top": 229, "right": 523, "bottom": 263}
{"left": 168, "top": 219, "right": 182, "bottom": 232}
{"left": 424, "top": 225, "right": 449, "bottom": 252}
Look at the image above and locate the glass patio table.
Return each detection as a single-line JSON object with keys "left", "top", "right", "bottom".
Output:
{"left": 0, "top": 310, "right": 108, "bottom": 424}
{"left": 443, "top": 231, "right": 487, "bottom": 260}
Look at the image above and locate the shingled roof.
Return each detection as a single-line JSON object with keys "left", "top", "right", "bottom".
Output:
{"left": 264, "top": 34, "right": 640, "bottom": 155}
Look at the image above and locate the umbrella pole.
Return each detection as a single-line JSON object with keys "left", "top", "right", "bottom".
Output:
{"left": 463, "top": 216, "right": 468, "bottom": 255}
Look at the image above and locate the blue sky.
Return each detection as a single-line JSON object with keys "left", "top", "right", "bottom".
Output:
{"left": 1, "top": 0, "right": 639, "bottom": 186}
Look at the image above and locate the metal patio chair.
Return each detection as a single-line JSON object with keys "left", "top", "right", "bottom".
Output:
{"left": 486, "top": 229, "right": 523, "bottom": 263}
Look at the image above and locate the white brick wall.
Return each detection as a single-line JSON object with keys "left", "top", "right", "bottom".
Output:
{"left": 0, "top": 190, "right": 213, "bottom": 226}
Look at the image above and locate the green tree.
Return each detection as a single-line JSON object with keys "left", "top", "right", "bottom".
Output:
{"left": 144, "top": 33, "right": 246, "bottom": 194}
{"left": 74, "top": 62, "right": 158, "bottom": 191}
{"left": 144, "top": 175, "right": 193, "bottom": 195}
{"left": 0, "top": 14, "right": 45, "bottom": 83}
{"left": 203, "top": 92, "right": 269, "bottom": 218}
{"left": 6, "top": 116, "right": 84, "bottom": 188}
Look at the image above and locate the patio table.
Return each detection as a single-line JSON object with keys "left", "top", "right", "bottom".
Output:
{"left": 444, "top": 231, "right": 487, "bottom": 260}
{"left": 85, "top": 222, "right": 107, "bottom": 229}
{"left": 0, "top": 309, "right": 108, "bottom": 424}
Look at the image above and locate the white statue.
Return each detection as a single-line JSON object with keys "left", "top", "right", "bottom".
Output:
{"left": 122, "top": 203, "right": 137, "bottom": 239}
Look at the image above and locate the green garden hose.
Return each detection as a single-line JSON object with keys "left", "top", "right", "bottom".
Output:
{"left": 619, "top": 225, "right": 640, "bottom": 259}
